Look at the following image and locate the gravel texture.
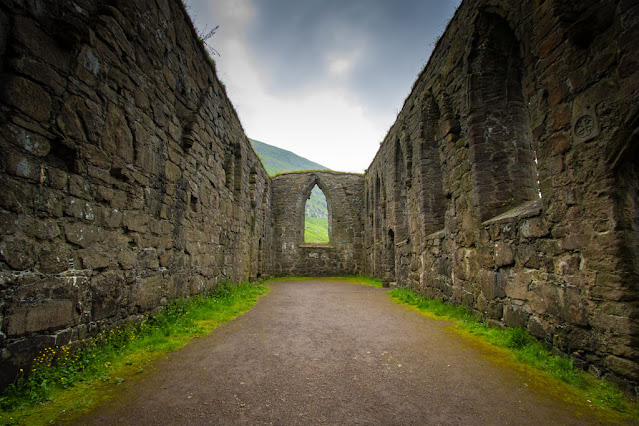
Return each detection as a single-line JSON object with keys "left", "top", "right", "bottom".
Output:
{"left": 80, "top": 279, "right": 595, "bottom": 424}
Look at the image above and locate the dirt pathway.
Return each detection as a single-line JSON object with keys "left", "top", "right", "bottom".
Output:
{"left": 80, "top": 279, "right": 596, "bottom": 425}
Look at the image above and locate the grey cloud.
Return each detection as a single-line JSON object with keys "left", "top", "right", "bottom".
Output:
{"left": 247, "top": 0, "right": 460, "bottom": 114}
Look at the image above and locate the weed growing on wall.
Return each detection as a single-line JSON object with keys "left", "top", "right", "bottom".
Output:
{"left": 390, "top": 288, "right": 639, "bottom": 419}
{"left": 0, "top": 282, "right": 269, "bottom": 419}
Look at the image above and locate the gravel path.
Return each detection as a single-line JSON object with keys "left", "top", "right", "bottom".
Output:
{"left": 80, "top": 279, "right": 595, "bottom": 425}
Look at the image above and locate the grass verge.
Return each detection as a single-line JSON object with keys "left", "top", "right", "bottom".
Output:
{"left": 390, "top": 287, "right": 639, "bottom": 421}
{"left": 266, "top": 276, "right": 383, "bottom": 287}
{"left": 0, "top": 282, "right": 269, "bottom": 425}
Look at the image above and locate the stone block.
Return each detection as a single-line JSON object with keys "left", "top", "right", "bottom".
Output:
{"left": 3, "top": 124, "right": 51, "bottom": 156}
{"left": 22, "top": 218, "right": 60, "bottom": 240}
{"left": 505, "top": 272, "right": 530, "bottom": 300}
{"left": 129, "top": 275, "right": 164, "bottom": 313}
{"left": 487, "top": 301, "right": 503, "bottom": 320}
{"left": 165, "top": 161, "right": 182, "bottom": 182}
{"left": 605, "top": 355, "right": 639, "bottom": 381}
{"left": 503, "top": 304, "right": 529, "bottom": 328}
{"left": 476, "top": 293, "right": 488, "bottom": 313}
{"left": 123, "top": 211, "right": 149, "bottom": 233}
{"left": 91, "top": 271, "right": 125, "bottom": 321}
{"left": 103, "top": 207, "right": 123, "bottom": 228}
{"left": 0, "top": 76, "right": 51, "bottom": 121}
{"left": 478, "top": 268, "right": 506, "bottom": 300}
{"left": 555, "top": 254, "right": 581, "bottom": 276}
{"left": 68, "top": 175, "right": 90, "bottom": 199}
{"left": 57, "top": 97, "right": 87, "bottom": 143}
{"left": 64, "top": 198, "right": 96, "bottom": 221}
{"left": 139, "top": 249, "right": 159, "bottom": 269}
{"left": 38, "top": 243, "right": 71, "bottom": 274}
{"left": 0, "top": 211, "right": 18, "bottom": 236}
{"left": 1, "top": 238, "right": 35, "bottom": 270}
{"left": 4, "top": 300, "right": 76, "bottom": 336}
{"left": 494, "top": 242, "right": 514, "bottom": 267}
{"left": 5, "top": 152, "right": 40, "bottom": 181}
{"left": 104, "top": 104, "right": 134, "bottom": 163}
{"left": 519, "top": 218, "right": 549, "bottom": 239}
{"left": 79, "top": 249, "right": 111, "bottom": 270}
{"left": 64, "top": 222, "right": 98, "bottom": 248}
{"left": 561, "top": 286, "right": 587, "bottom": 326}
{"left": 527, "top": 316, "right": 550, "bottom": 339}
{"left": 515, "top": 244, "right": 540, "bottom": 269}
{"left": 117, "top": 248, "right": 137, "bottom": 270}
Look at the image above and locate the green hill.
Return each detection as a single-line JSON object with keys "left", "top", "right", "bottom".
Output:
{"left": 304, "top": 217, "right": 329, "bottom": 243}
{"left": 249, "top": 138, "right": 328, "bottom": 176}
{"left": 250, "top": 138, "right": 330, "bottom": 242}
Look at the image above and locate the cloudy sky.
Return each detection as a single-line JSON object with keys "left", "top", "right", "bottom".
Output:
{"left": 184, "top": 0, "right": 461, "bottom": 173}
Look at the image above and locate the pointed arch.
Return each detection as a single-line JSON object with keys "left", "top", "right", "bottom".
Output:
{"left": 394, "top": 140, "right": 408, "bottom": 242}
{"left": 420, "top": 93, "right": 446, "bottom": 234}
{"left": 611, "top": 111, "right": 639, "bottom": 303}
{"left": 249, "top": 165, "right": 258, "bottom": 208}
{"left": 386, "top": 227, "right": 396, "bottom": 285}
{"left": 233, "top": 145, "right": 242, "bottom": 194}
{"left": 466, "top": 10, "right": 538, "bottom": 221}
{"left": 299, "top": 174, "right": 333, "bottom": 244}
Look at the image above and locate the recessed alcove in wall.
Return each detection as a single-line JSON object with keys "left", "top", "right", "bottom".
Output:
{"left": 394, "top": 140, "right": 408, "bottom": 242}
{"left": 420, "top": 95, "right": 446, "bottom": 235}
{"left": 466, "top": 11, "right": 539, "bottom": 221}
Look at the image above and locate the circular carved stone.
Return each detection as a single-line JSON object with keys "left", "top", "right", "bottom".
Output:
{"left": 574, "top": 114, "right": 595, "bottom": 138}
{"left": 572, "top": 111, "right": 599, "bottom": 143}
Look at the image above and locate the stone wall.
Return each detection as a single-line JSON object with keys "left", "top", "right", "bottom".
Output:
{"left": 364, "top": 0, "right": 639, "bottom": 392}
{"left": 0, "top": 0, "right": 271, "bottom": 388}
{"left": 270, "top": 172, "right": 365, "bottom": 277}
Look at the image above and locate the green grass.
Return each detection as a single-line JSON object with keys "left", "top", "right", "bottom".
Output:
{"left": 0, "top": 282, "right": 269, "bottom": 424}
{"left": 390, "top": 287, "right": 639, "bottom": 420}
{"left": 266, "top": 276, "right": 383, "bottom": 288}
{"left": 333, "top": 276, "right": 383, "bottom": 287}
{"left": 304, "top": 216, "right": 329, "bottom": 243}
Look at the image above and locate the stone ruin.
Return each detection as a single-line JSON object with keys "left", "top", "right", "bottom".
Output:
{"left": 0, "top": 0, "right": 637, "bottom": 393}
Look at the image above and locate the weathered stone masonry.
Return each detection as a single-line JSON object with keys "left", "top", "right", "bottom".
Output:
{"left": 0, "top": 0, "right": 638, "bottom": 394}
{"left": 364, "top": 0, "right": 639, "bottom": 391}
{"left": 270, "top": 172, "right": 365, "bottom": 277}
{"left": 0, "top": 0, "right": 271, "bottom": 388}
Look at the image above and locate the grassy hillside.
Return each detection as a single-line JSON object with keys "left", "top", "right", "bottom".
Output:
{"left": 306, "top": 186, "right": 327, "bottom": 219}
{"left": 304, "top": 217, "right": 329, "bottom": 243}
{"left": 250, "top": 138, "right": 328, "bottom": 176}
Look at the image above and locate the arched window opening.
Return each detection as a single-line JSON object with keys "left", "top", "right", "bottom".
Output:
{"left": 374, "top": 175, "right": 381, "bottom": 236}
{"left": 467, "top": 11, "right": 539, "bottom": 220}
{"left": 373, "top": 175, "right": 383, "bottom": 276}
{"left": 233, "top": 146, "right": 242, "bottom": 194}
{"left": 535, "top": 151, "right": 542, "bottom": 199}
{"left": 403, "top": 131, "right": 413, "bottom": 188}
{"left": 421, "top": 96, "right": 446, "bottom": 234}
{"left": 386, "top": 228, "right": 396, "bottom": 286}
{"left": 395, "top": 140, "right": 408, "bottom": 241}
{"left": 249, "top": 166, "right": 258, "bottom": 207}
{"left": 615, "top": 134, "right": 639, "bottom": 286}
{"left": 257, "top": 238, "right": 264, "bottom": 279}
{"left": 304, "top": 184, "right": 330, "bottom": 243}
{"left": 224, "top": 150, "right": 234, "bottom": 190}
{"left": 190, "top": 192, "right": 199, "bottom": 212}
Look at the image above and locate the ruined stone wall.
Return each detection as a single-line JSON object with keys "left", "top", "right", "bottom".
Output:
{"left": 0, "top": 0, "right": 271, "bottom": 388}
{"left": 364, "top": 0, "right": 639, "bottom": 391}
{"left": 270, "top": 172, "right": 364, "bottom": 277}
